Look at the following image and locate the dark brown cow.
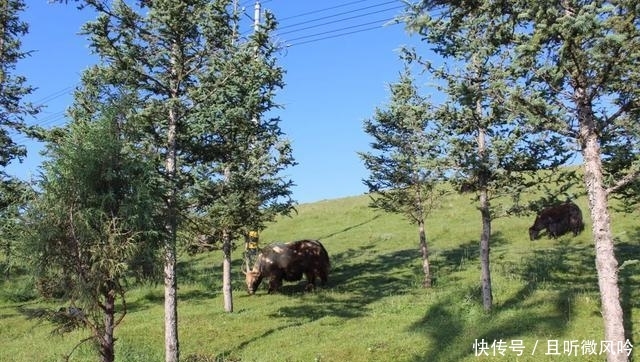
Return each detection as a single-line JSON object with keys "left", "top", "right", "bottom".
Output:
{"left": 529, "top": 202, "right": 585, "bottom": 240}
{"left": 243, "top": 239, "right": 330, "bottom": 294}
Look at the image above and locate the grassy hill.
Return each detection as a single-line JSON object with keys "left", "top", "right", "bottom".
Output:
{"left": 1, "top": 193, "right": 639, "bottom": 361}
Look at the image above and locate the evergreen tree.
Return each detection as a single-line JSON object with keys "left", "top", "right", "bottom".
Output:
{"left": 0, "top": 0, "right": 37, "bottom": 179}
{"left": 359, "top": 61, "right": 446, "bottom": 288}
{"left": 509, "top": 1, "right": 640, "bottom": 360}
{"left": 75, "top": 1, "right": 296, "bottom": 354}
{"left": 27, "top": 83, "right": 161, "bottom": 362}
{"left": 403, "top": 1, "right": 571, "bottom": 311}
{"left": 76, "top": 1, "right": 240, "bottom": 359}
{"left": 188, "top": 9, "right": 295, "bottom": 312}
{"left": 405, "top": 0, "right": 638, "bottom": 357}
{"left": 0, "top": 0, "right": 38, "bottom": 274}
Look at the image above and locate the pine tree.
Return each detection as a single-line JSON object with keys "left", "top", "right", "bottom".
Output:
{"left": 187, "top": 9, "right": 295, "bottom": 312}
{"left": 76, "top": 1, "right": 296, "bottom": 356}
{"left": 0, "top": 0, "right": 38, "bottom": 274}
{"left": 405, "top": 0, "right": 638, "bottom": 357}
{"left": 403, "top": 1, "right": 571, "bottom": 311}
{"left": 77, "top": 1, "right": 239, "bottom": 359}
{"left": 360, "top": 61, "right": 446, "bottom": 288}
{"left": 0, "top": 0, "right": 36, "bottom": 177}
{"left": 27, "top": 82, "right": 161, "bottom": 362}
{"left": 509, "top": 1, "right": 640, "bottom": 360}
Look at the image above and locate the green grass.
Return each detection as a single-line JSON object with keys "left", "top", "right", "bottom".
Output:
{"left": 1, "top": 194, "right": 639, "bottom": 361}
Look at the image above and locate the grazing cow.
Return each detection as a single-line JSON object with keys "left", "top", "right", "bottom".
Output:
{"left": 243, "top": 239, "right": 330, "bottom": 294}
{"left": 529, "top": 202, "right": 585, "bottom": 240}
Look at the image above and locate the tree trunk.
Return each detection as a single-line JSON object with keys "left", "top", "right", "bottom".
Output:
{"left": 479, "top": 186, "right": 493, "bottom": 312}
{"left": 577, "top": 88, "right": 627, "bottom": 362}
{"left": 418, "top": 220, "right": 431, "bottom": 288}
{"left": 0, "top": 0, "right": 6, "bottom": 85}
{"left": 222, "top": 229, "right": 233, "bottom": 313}
{"left": 164, "top": 105, "right": 179, "bottom": 362}
{"left": 477, "top": 121, "right": 492, "bottom": 312}
{"left": 100, "top": 290, "right": 116, "bottom": 362}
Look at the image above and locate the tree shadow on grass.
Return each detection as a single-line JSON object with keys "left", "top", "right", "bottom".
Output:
{"left": 408, "top": 291, "right": 572, "bottom": 361}
{"left": 499, "top": 239, "right": 598, "bottom": 311}
{"left": 430, "top": 231, "right": 510, "bottom": 285}
{"left": 316, "top": 215, "right": 381, "bottom": 240}
{"left": 407, "top": 237, "right": 602, "bottom": 361}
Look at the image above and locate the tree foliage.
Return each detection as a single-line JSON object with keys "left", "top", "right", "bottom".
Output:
{"left": 0, "top": 0, "right": 39, "bottom": 275}
{"left": 26, "top": 86, "right": 162, "bottom": 362}
{"left": 360, "top": 60, "right": 446, "bottom": 287}
{"left": 403, "top": 0, "right": 572, "bottom": 311}
{"left": 77, "top": 1, "right": 240, "bottom": 358}
{"left": 185, "top": 8, "right": 295, "bottom": 312}
{"left": 403, "top": 0, "right": 639, "bottom": 357}
{"left": 74, "top": 0, "right": 295, "bottom": 344}
{"left": 508, "top": 2, "right": 640, "bottom": 360}
{"left": 188, "top": 10, "right": 295, "bottom": 246}
{"left": 0, "top": 0, "right": 38, "bottom": 179}
{"left": 361, "top": 64, "right": 445, "bottom": 219}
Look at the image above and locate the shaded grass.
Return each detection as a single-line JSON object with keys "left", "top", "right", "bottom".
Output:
{"left": 0, "top": 194, "right": 638, "bottom": 361}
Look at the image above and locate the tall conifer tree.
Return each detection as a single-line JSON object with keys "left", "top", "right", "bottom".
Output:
{"left": 405, "top": 1, "right": 638, "bottom": 358}
{"left": 509, "top": 1, "right": 640, "bottom": 360}
{"left": 75, "top": 1, "right": 295, "bottom": 356}
{"left": 188, "top": 8, "right": 295, "bottom": 312}
{"left": 0, "top": 0, "right": 38, "bottom": 271}
{"left": 403, "top": 1, "right": 571, "bottom": 311}
{"left": 28, "top": 80, "right": 161, "bottom": 362}
{"left": 77, "top": 1, "right": 240, "bottom": 359}
{"left": 360, "top": 61, "right": 445, "bottom": 288}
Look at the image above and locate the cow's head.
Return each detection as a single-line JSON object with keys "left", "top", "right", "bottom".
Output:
{"left": 528, "top": 226, "right": 540, "bottom": 241}
{"left": 243, "top": 270, "right": 263, "bottom": 295}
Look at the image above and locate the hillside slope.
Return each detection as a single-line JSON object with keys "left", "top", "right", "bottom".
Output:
{"left": 1, "top": 193, "right": 638, "bottom": 361}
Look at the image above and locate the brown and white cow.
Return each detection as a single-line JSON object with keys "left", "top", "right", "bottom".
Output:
{"left": 529, "top": 202, "right": 585, "bottom": 240}
{"left": 243, "top": 239, "right": 330, "bottom": 294}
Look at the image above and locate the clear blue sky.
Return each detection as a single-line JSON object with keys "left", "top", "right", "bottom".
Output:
{"left": 10, "top": 0, "right": 424, "bottom": 204}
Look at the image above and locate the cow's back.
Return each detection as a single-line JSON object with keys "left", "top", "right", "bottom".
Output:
{"left": 283, "top": 240, "right": 330, "bottom": 283}
{"left": 530, "top": 202, "right": 585, "bottom": 239}
{"left": 254, "top": 243, "right": 291, "bottom": 274}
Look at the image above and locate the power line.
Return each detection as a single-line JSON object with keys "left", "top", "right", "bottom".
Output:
{"left": 278, "top": 4, "right": 403, "bottom": 36}
{"left": 278, "top": 1, "right": 400, "bottom": 31}
{"left": 32, "top": 86, "right": 74, "bottom": 105}
{"left": 271, "top": 1, "right": 405, "bottom": 48}
{"left": 279, "top": 0, "right": 381, "bottom": 22}
{"left": 287, "top": 20, "right": 401, "bottom": 48}
{"left": 285, "top": 17, "right": 397, "bottom": 44}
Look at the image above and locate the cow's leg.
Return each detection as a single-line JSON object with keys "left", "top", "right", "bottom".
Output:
{"left": 319, "top": 270, "right": 328, "bottom": 286}
{"left": 548, "top": 223, "right": 558, "bottom": 238}
{"left": 268, "top": 277, "right": 282, "bottom": 293}
{"left": 304, "top": 272, "right": 316, "bottom": 291}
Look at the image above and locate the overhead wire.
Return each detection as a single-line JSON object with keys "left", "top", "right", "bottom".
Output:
{"left": 277, "top": 4, "right": 402, "bottom": 36}
{"left": 285, "top": 18, "right": 398, "bottom": 44}
{"left": 277, "top": 1, "right": 400, "bottom": 31}
{"left": 274, "top": 1, "right": 406, "bottom": 48}
{"left": 19, "top": 1, "right": 408, "bottom": 130}
{"left": 287, "top": 22, "right": 402, "bottom": 47}
{"left": 277, "top": 0, "right": 373, "bottom": 22}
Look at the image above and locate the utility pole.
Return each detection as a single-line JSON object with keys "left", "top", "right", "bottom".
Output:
{"left": 251, "top": 1, "right": 260, "bottom": 125}
{"left": 254, "top": 1, "right": 260, "bottom": 32}
{"left": 242, "top": 0, "right": 261, "bottom": 272}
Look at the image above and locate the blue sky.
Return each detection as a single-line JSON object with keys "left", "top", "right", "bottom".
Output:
{"left": 10, "top": 0, "right": 424, "bottom": 204}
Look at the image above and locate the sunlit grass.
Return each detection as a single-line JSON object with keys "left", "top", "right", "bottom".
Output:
{"left": 0, "top": 191, "right": 638, "bottom": 362}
